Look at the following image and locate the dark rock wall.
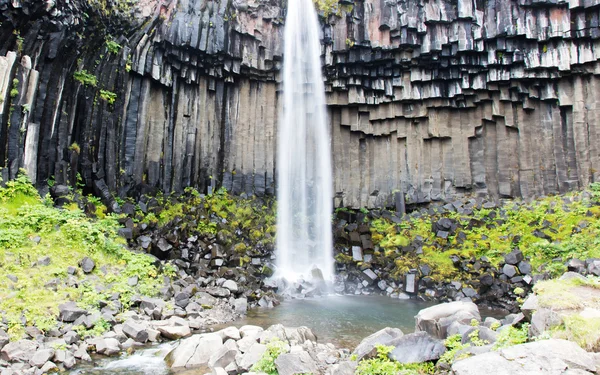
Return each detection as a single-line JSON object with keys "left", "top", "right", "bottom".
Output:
{"left": 1, "top": 0, "right": 600, "bottom": 207}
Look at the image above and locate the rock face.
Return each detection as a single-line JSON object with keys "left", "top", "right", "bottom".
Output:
{"left": 2, "top": 0, "right": 600, "bottom": 207}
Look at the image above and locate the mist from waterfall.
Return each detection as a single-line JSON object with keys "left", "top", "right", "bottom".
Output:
{"left": 275, "top": 0, "right": 334, "bottom": 282}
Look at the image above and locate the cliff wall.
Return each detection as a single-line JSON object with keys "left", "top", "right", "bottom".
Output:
{"left": 1, "top": 0, "right": 599, "bottom": 207}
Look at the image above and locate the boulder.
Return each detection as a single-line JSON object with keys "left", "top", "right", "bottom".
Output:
{"left": 79, "top": 257, "right": 95, "bottom": 273}
{"left": 451, "top": 339, "right": 596, "bottom": 375}
{"left": 218, "top": 327, "right": 241, "bottom": 341}
{"left": 330, "top": 360, "right": 358, "bottom": 375}
{"left": 94, "top": 338, "right": 121, "bottom": 356}
{"left": 58, "top": 302, "right": 86, "bottom": 322}
{"left": 238, "top": 343, "right": 267, "bottom": 371}
{"left": 40, "top": 361, "right": 59, "bottom": 373}
{"left": 167, "top": 333, "right": 223, "bottom": 369}
{"left": 1, "top": 340, "right": 38, "bottom": 362}
{"left": 29, "top": 349, "right": 55, "bottom": 367}
{"left": 284, "top": 326, "right": 317, "bottom": 344}
{"left": 530, "top": 308, "right": 562, "bottom": 337}
{"left": 208, "top": 344, "right": 239, "bottom": 370}
{"left": 0, "top": 330, "right": 9, "bottom": 350}
{"left": 388, "top": 332, "right": 446, "bottom": 363}
{"left": 275, "top": 351, "right": 319, "bottom": 375}
{"left": 234, "top": 298, "right": 248, "bottom": 314}
{"left": 122, "top": 319, "right": 149, "bottom": 343}
{"left": 222, "top": 280, "right": 238, "bottom": 293}
{"left": 352, "top": 327, "right": 404, "bottom": 360}
{"left": 158, "top": 325, "right": 191, "bottom": 340}
{"left": 206, "top": 287, "right": 231, "bottom": 298}
{"left": 415, "top": 301, "right": 480, "bottom": 339}
{"left": 504, "top": 250, "right": 524, "bottom": 265}
{"left": 520, "top": 294, "right": 539, "bottom": 320}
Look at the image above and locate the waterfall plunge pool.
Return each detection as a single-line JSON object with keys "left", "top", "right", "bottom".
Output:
{"left": 70, "top": 295, "right": 504, "bottom": 374}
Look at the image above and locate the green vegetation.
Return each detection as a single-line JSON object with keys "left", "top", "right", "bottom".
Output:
{"left": 105, "top": 38, "right": 122, "bottom": 54}
{"left": 0, "top": 172, "right": 171, "bottom": 340}
{"left": 439, "top": 334, "right": 471, "bottom": 364}
{"left": 366, "top": 185, "right": 600, "bottom": 281}
{"left": 493, "top": 323, "right": 529, "bottom": 350}
{"left": 99, "top": 89, "right": 117, "bottom": 105}
{"left": 251, "top": 339, "right": 290, "bottom": 375}
{"left": 313, "top": 0, "right": 353, "bottom": 17}
{"left": 73, "top": 70, "right": 98, "bottom": 87}
{"left": 552, "top": 315, "right": 600, "bottom": 351}
{"left": 355, "top": 345, "right": 434, "bottom": 375}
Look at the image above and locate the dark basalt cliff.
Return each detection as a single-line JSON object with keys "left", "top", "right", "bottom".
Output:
{"left": 1, "top": 0, "right": 600, "bottom": 208}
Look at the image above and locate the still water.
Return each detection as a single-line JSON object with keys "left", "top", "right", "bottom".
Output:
{"left": 71, "top": 295, "right": 436, "bottom": 374}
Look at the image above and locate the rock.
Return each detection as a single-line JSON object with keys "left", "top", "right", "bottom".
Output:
{"left": 234, "top": 298, "right": 248, "bottom": 314}
{"left": 206, "top": 287, "right": 231, "bottom": 298}
{"left": 40, "top": 361, "right": 59, "bottom": 373}
{"left": 167, "top": 333, "right": 223, "bottom": 369}
{"left": 238, "top": 343, "right": 267, "bottom": 371}
{"left": 58, "top": 302, "right": 86, "bottom": 322}
{"left": 240, "top": 325, "right": 264, "bottom": 338}
{"left": 122, "top": 319, "right": 149, "bottom": 343}
{"left": 530, "top": 308, "right": 563, "bottom": 336}
{"left": 53, "top": 349, "right": 76, "bottom": 368}
{"left": 94, "top": 338, "right": 121, "bottom": 356}
{"left": 284, "top": 326, "right": 317, "bottom": 344}
{"left": 560, "top": 272, "right": 589, "bottom": 282}
{"left": 1, "top": 340, "right": 38, "bottom": 362}
{"left": 37, "top": 256, "right": 51, "bottom": 266}
{"left": 517, "top": 261, "right": 532, "bottom": 275}
{"left": 275, "top": 351, "right": 319, "bottom": 375}
{"left": 0, "top": 330, "right": 9, "bottom": 350}
{"left": 504, "top": 250, "right": 524, "bottom": 265}
{"left": 222, "top": 280, "right": 238, "bottom": 293}
{"left": 415, "top": 301, "right": 480, "bottom": 339}
{"left": 352, "top": 246, "right": 363, "bottom": 261}
{"left": 330, "top": 360, "right": 358, "bottom": 375}
{"left": 388, "top": 332, "right": 446, "bottom": 363}
{"left": 451, "top": 339, "right": 596, "bottom": 374}
{"left": 461, "top": 327, "right": 497, "bottom": 345}
{"left": 352, "top": 327, "right": 404, "bottom": 360}
{"left": 137, "top": 235, "right": 152, "bottom": 249}
{"left": 208, "top": 344, "right": 239, "bottom": 370}
{"left": 520, "top": 294, "right": 539, "bottom": 319}
{"left": 502, "top": 264, "right": 518, "bottom": 278}
{"left": 218, "top": 327, "right": 241, "bottom": 341}
{"left": 157, "top": 325, "right": 191, "bottom": 340}
{"left": 29, "top": 349, "right": 55, "bottom": 367}
{"left": 211, "top": 368, "right": 228, "bottom": 375}
{"left": 79, "top": 257, "right": 95, "bottom": 273}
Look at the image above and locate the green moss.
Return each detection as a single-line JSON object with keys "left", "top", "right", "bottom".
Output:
{"left": 99, "top": 89, "right": 117, "bottom": 105}
{"left": 493, "top": 323, "right": 529, "bottom": 350}
{"left": 533, "top": 279, "right": 586, "bottom": 310}
{"left": 73, "top": 70, "right": 97, "bottom": 87}
{"left": 552, "top": 315, "right": 600, "bottom": 351}
{"left": 0, "top": 175, "right": 169, "bottom": 340}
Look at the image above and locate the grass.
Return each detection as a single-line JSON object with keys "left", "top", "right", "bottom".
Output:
{"left": 552, "top": 315, "right": 600, "bottom": 351}
{"left": 0, "top": 173, "right": 171, "bottom": 340}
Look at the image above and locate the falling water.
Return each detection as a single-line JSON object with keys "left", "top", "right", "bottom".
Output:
{"left": 276, "top": 0, "right": 334, "bottom": 281}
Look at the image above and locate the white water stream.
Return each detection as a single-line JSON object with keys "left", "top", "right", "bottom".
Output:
{"left": 276, "top": 0, "right": 334, "bottom": 281}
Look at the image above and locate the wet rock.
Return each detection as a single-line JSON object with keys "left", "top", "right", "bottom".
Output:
{"left": 388, "top": 332, "right": 446, "bottom": 363}
{"left": 58, "top": 302, "right": 86, "bottom": 322}
{"left": 79, "top": 257, "right": 95, "bottom": 273}
{"left": 275, "top": 351, "right": 319, "bottom": 375}
{"left": 353, "top": 327, "right": 404, "bottom": 360}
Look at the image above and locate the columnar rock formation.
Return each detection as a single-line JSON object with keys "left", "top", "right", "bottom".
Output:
{"left": 1, "top": 0, "right": 599, "bottom": 207}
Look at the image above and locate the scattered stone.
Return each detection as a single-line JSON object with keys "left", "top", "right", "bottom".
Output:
{"left": 58, "top": 302, "right": 86, "bottom": 322}
{"left": 222, "top": 280, "right": 238, "bottom": 293}
{"left": 167, "top": 333, "right": 223, "bottom": 369}
{"left": 122, "top": 319, "right": 149, "bottom": 343}
{"left": 0, "top": 340, "right": 38, "bottom": 362}
{"left": 238, "top": 343, "right": 267, "bottom": 371}
{"left": 157, "top": 325, "right": 191, "bottom": 340}
{"left": 206, "top": 287, "right": 231, "bottom": 298}
{"left": 502, "top": 264, "right": 518, "bottom": 278}
{"left": 79, "top": 257, "right": 95, "bottom": 273}
{"left": 37, "top": 256, "right": 51, "bottom": 266}
{"left": 504, "top": 250, "right": 524, "bottom": 265}
{"left": 94, "top": 338, "right": 121, "bottom": 356}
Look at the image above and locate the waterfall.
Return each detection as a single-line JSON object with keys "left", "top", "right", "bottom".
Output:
{"left": 275, "top": 0, "right": 334, "bottom": 282}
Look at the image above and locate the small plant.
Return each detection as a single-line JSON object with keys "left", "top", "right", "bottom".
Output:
{"left": 355, "top": 345, "right": 434, "bottom": 375}
{"left": 99, "top": 89, "right": 117, "bottom": 105}
{"left": 69, "top": 142, "right": 81, "bottom": 154}
{"left": 105, "top": 38, "right": 122, "bottom": 54}
{"left": 493, "top": 323, "right": 530, "bottom": 350}
{"left": 439, "top": 334, "right": 471, "bottom": 364}
{"left": 73, "top": 70, "right": 97, "bottom": 87}
{"left": 251, "top": 339, "right": 290, "bottom": 375}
